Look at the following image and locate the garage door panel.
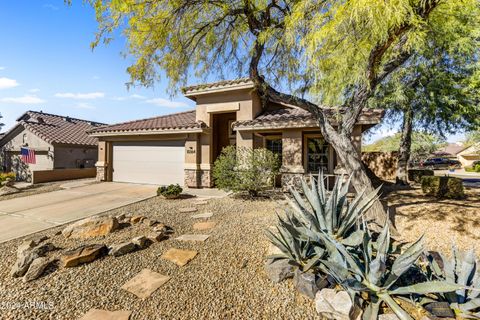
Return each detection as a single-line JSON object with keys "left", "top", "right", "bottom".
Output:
{"left": 112, "top": 141, "right": 185, "bottom": 185}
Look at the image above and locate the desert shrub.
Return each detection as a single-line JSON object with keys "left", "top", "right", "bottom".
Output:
{"left": 0, "top": 172, "right": 15, "bottom": 182}
{"left": 421, "top": 176, "right": 464, "bottom": 199}
{"left": 157, "top": 184, "right": 183, "bottom": 199}
{"left": 213, "top": 146, "right": 280, "bottom": 197}
{"left": 465, "top": 164, "right": 480, "bottom": 172}
{"left": 407, "top": 169, "right": 434, "bottom": 183}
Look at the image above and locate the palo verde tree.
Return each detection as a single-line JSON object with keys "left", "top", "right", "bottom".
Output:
{"left": 370, "top": 33, "right": 480, "bottom": 185}
{"left": 86, "top": 0, "right": 480, "bottom": 226}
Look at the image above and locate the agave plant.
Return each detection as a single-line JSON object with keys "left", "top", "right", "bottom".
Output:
{"left": 266, "top": 173, "right": 379, "bottom": 271}
{"left": 287, "top": 172, "right": 380, "bottom": 246}
{"left": 318, "top": 224, "right": 464, "bottom": 320}
{"left": 426, "top": 246, "right": 480, "bottom": 318}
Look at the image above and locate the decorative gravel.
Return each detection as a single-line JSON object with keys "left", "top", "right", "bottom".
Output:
{"left": 387, "top": 186, "right": 480, "bottom": 255}
{"left": 0, "top": 196, "right": 318, "bottom": 319}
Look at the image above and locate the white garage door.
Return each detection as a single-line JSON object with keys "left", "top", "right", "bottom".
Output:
{"left": 112, "top": 141, "right": 185, "bottom": 185}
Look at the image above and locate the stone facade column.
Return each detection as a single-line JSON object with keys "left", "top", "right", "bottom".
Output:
{"left": 280, "top": 130, "right": 304, "bottom": 188}
{"left": 95, "top": 141, "right": 108, "bottom": 181}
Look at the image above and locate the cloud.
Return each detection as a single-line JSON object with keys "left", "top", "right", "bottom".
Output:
{"left": 112, "top": 94, "right": 146, "bottom": 101}
{"left": 377, "top": 128, "right": 397, "bottom": 138}
{"left": 0, "top": 77, "right": 19, "bottom": 90}
{"left": 145, "top": 98, "right": 189, "bottom": 108}
{"left": 74, "top": 102, "right": 95, "bottom": 110}
{"left": 0, "top": 66, "right": 5, "bottom": 70}
{"left": 29, "top": 88, "right": 40, "bottom": 93}
{"left": 54, "top": 92, "right": 105, "bottom": 99}
{"left": 0, "top": 95, "right": 45, "bottom": 104}
{"left": 43, "top": 4, "right": 59, "bottom": 10}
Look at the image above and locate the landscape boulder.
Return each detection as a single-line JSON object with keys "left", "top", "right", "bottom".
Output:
{"left": 61, "top": 244, "right": 107, "bottom": 267}
{"left": 130, "top": 215, "right": 146, "bottom": 224}
{"left": 11, "top": 242, "right": 56, "bottom": 277}
{"left": 147, "top": 232, "right": 168, "bottom": 242}
{"left": 293, "top": 270, "right": 330, "bottom": 299}
{"left": 23, "top": 257, "right": 51, "bottom": 282}
{"left": 108, "top": 242, "right": 137, "bottom": 257}
{"left": 265, "top": 259, "right": 294, "bottom": 283}
{"left": 132, "top": 236, "right": 151, "bottom": 249}
{"left": 153, "top": 224, "right": 174, "bottom": 234}
{"left": 315, "top": 288, "right": 361, "bottom": 320}
{"left": 62, "top": 216, "right": 119, "bottom": 239}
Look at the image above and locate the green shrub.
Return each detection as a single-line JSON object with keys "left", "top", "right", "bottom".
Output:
{"left": 465, "top": 164, "right": 480, "bottom": 172}
{"left": 157, "top": 184, "right": 183, "bottom": 199}
{"left": 421, "top": 176, "right": 465, "bottom": 199}
{"left": 408, "top": 169, "right": 434, "bottom": 183}
{"left": 0, "top": 172, "right": 15, "bottom": 182}
{"left": 213, "top": 146, "right": 280, "bottom": 197}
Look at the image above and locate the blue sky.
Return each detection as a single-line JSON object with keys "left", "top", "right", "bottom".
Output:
{"left": 0, "top": 1, "right": 465, "bottom": 144}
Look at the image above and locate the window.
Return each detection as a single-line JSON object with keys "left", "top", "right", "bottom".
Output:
{"left": 266, "top": 137, "right": 282, "bottom": 163}
{"left": 306, "top": 137, "right": 329, "bottom": 173}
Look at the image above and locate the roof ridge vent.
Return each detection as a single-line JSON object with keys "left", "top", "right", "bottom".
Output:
{"left": 63, "top": 116, "right": 72, "bottom": 122}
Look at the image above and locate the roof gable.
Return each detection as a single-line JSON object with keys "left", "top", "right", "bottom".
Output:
{"left": 0, "top": 111, "right": 106, "bottom": 146}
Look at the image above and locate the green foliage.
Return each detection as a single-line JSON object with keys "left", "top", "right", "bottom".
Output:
{"left": 426, "top": 246, "right": 480, "bottom": 318}
{"left": 267, "top": 174, "right": 472, "bottom": 318}
{"left": 213, "top": 146, "right": 280, "bottom": 197}
{"left": 421, "top": 176, "right": 465, "bottom": 199}
{"left": 157, "top": 184, "right": 182, "bottom": 198}
{"left": 465, "top": 164, "right": 480, "bottom": 173}
{"left": 0, "top": 172, "right": 15, "bottom": 182}
{"left": 266, "top": 174, "right": 378, "bottom": 271}
{"left": 318, "top": 224, "right": 463, "bottom": 320}
{"left": 363, "top": 132, "right": 446, "bottom": 161}
{"left": 407, "top": 169, "right": 434, "bottom": 184}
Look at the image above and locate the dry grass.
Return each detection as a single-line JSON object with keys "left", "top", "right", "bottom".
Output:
{"left": 387, "top": 186, "right": 480, "bottom": 255}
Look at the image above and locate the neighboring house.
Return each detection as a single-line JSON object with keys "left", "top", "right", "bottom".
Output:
{"left": 89, "top": 79, "right": 383, "bottom": 187}
{"left": 433, "top": 142, "right": 480, "bottom": 167}
{"left": 0, "top": 111, "right": 106, "bottom": 180}
{"left": 457, "top": 143, "right": 480, "bottom": 167}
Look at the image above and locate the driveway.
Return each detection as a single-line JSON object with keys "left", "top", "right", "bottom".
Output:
{"left": 435, "top": 169, "right": 480, "bottom": 188}
{"left": 0, "top": 182, "right": 157, "bottom": 243}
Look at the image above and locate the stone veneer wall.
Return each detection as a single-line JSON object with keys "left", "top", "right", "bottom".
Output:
{"left": 184, "top": 169, "right": 213, "bottom": 188}
{"left": 95, "top": 165, "right": 106, "bottom": 182}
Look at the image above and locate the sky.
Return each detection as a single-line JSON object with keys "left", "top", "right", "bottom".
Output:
{"left": 0, "top": 1, "right": 466, "bottom": 144}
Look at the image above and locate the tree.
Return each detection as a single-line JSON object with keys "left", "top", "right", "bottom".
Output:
{"left": 87, "top": 0, "right": 480, "bottom": 226}
{"left": 370, "top": 33, "right": 480, "bottom": 184}
{"left": 363, "top": 132, "right": 445, "bottom": 162}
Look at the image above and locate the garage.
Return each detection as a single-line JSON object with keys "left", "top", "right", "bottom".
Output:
{"left": 112, "top": 140, "right": 185, "bottom": 185}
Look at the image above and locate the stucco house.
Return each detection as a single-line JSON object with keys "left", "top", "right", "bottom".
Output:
{"left": 0, "top": 111, "right": 105, "bottom": 181}
{"left": 89, "top": 79, "right": 383, "bottom": 188}
{"left": 457, "top": 143, "right": 480, "bottom": 167}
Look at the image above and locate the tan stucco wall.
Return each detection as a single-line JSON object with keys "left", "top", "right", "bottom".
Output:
{"left": 1, "top": 127, "right": 54, "bottom": 179}
{"left": 457, "top": 144, "right": 480, "bottom": 167}
{"left": 281, "top": 130, "right": 304, "bottom": 173}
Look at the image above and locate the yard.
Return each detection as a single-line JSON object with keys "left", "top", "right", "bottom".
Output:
{"left": 0, "top": 186, "right": 479, "bottom": 319}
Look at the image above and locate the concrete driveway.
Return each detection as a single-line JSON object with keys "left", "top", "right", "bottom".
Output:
{"left": 0, "top": 182, "right": 157, "bottom": 243}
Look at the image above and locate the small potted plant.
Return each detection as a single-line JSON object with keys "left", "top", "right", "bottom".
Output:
{"left": 157, "top": 184, "right": 183, "bottom": 199}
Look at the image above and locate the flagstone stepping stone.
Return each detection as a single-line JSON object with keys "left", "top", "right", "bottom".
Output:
{"left": 79, "top": 308, "right": 132, "bottom": 320}
{"left": 194, "top": 200, "right": 208, "bottom": 205}
{"left": 179, "top": 207, "right": 197, "bottom": 213}
{"left": 191, "top": 212, "right": 214, "bottom": 219}
{"left": 161, "top": 248, "right": 198, "bottom": 266}
{"left": 175, "top": 234, "right": 210, "bottom": 242}
{"left": 193, "top": 221, "right": 216, "bottom": 231}
{"left": 121, "top": 269, "right": 170, "bottom": 299}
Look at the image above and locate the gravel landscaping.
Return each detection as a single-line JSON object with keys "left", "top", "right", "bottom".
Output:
{"left": 0, "top": 195, "right": 318, "bottom": 319}
{"left": 387, "top": 186, "right": 480, "bottom": 255}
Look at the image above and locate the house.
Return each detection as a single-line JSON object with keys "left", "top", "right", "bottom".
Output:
{"left": 433, "top": 142, "right": 480, "bottom": 167}
{"left": 0, "top": 111, "right": 106, "bottom": 181}
{"left": 89, "top": 79, "right": 383, "bottom": 187}
{"left": 457, "top": 143, "right": 480, "bottom": 167}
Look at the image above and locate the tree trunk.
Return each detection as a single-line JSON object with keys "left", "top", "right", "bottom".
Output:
{"left": 396, "top": 106, "right": 413, "bottom": 185}
{"left": 325, "top": 128, "right": 387, "bottom": 227}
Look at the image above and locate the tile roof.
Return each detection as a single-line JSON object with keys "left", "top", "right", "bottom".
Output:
{"left": 433, "top": 143, "right": 467, "bottom": 156}
{"left": 89, "top": 110, "right": 204, "bottom": 134}
{"left": 182, "top": 78, "right": 254, "bottom": 97}
{"left": 0, "top": 111, "right": 106, "bottom": 146}
{"left": 233, "top": 107, "right": 384, "bottom": 129}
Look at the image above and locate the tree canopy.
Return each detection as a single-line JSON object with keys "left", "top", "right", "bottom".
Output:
{"left": 363, "top": 132, "right": 445, "bottom": 160}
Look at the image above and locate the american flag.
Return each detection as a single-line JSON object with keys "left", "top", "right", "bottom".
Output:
{"left": 20, "top": 147, "right": 36, "bottom": 164}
